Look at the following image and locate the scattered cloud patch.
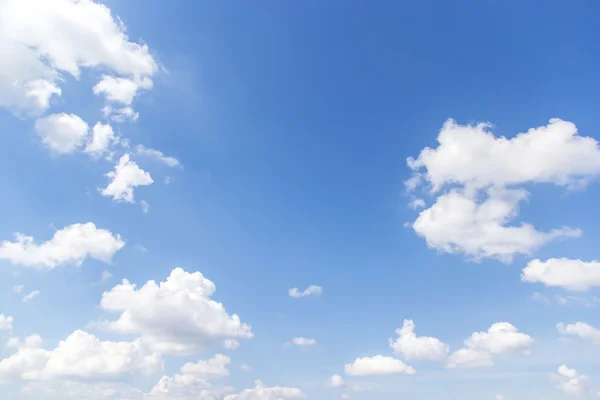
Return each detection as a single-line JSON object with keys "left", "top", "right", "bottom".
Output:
{"left": 522, "top": 258, "right": 600, "bottom": 291}
{"left": 0, "top": 314, "right": 14, "bottom": 331}
{"left": 23, "top": 290, "right": 40, "bottom": 302}
{"left": 224, "top": 380, "right": 304, "bottom": 400}
{"left": 389, "top": 319, "right": 449, "bottom": 362}
{"left": 550, "top": 365, "right": 589, "bottom": 396}
{"left": 35, "top": 113, "right": 89, "bottom": 154}
{"left": 100, "top": 154, "right": 153, "bottom": 203}
{"left": 344, "top": 356, "right": 415, "bottom": 376}
{"left": 0, "top": 222, "right": 125, "bottom": 269}
{"left": 557, "top": 322, "right": 600, "bottom": 344}
{"left": 288, "top": 285, "right": 322, "bottom": 298}
{"left": 135, "top": 145, "right": 181, "bottom": 168}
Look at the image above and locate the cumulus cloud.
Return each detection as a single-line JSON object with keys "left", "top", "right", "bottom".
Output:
{"left": 522, "top": 258, "right": 600, "bottom": 292}
{"left": 135, "top": 145, "right": 181, "bottom": 168}
{"left": 550, "top": 365, "right": 589, "bottom": 396}
{"left": 224, "top": 380, "right": 304, "bottom": 400}
{"left": 99, "top": 267, "right": 253, "bottom": 355}
{"left": 446, "top": 322, "right": 533, "bottom": 369}
{"left": 0, "top": 330, "right": 161, "bottom": 383}
{"left": 93, "top": 75, "right": 153, "bottom": 106}
{"left": 34, "top": 113, "right": 89, "bottom": 154}
{"left": 147, "top": 354, "right": 231, "bottom": 400}
{"left": 412, "top": 187, "right": 580, "bottom": 262}
{"left": 389, "top": 319, "right": 449, "bottom": 362}
{"left": 84, "top": 123, "right": 118, "bottom": 158}
{"left": 0, "top": 0, "right": 157, "bottom": 116}
{"left": 100, "top": 154, "right": 153, "bottom": 203}
{"left": 407, "top": 118, "right": 598, "bottom": 261}
{"left": 0, "top": 222, "right": 124, "bottom": 269}
{"left": 557, "top": 322, "right": 600, "bottom": 344}
{"left": 288, "top": 285, "right": 323, "bottom": 298}
{"left": 329, "top": 375, "right": 371, "bottom": 393}
{"left": 0, "top": 314, "right": 14, "bottom": 331}
{"left": 344, "top": 356, "right": 415, "bottom": 376}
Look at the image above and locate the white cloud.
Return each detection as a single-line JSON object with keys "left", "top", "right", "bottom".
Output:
{"left": 409, "top": 198, "right": 426, "bottom": 209}
{"left": 0, "top": 222, "right": 125, "bottom": 269}
{"left": 446, "top": 323, "right": 533, "bottom": 369}
{"left": 240, "top": 364, "right": 252, "bottom": 372}
{"left": 0, "top": 0, "right": 157, "bottom": 116}
{"left": 223, "top": 339, "right": 240, "bottom": 351}
{"left": 100, "top": 154, "right": 153, "bottom": 203}
{"left": 23, "top": 290, "right": 40, "bottom": 302}
{"left": 557, "top": 322, "right": 600, "bottom": 344}
{"left": 496, "top": 395, "right": 504, "bottom": 400}
{"left": 344, "top": 356, "right": 415, "bottom": 376}
{"left": 100, "top": 267, "right": 253, "bottom": 355}
{"left": 12, "top": 285, "right": 24, "bottom": 293}
{"left": 550, "top": 365, "right": 588, "bottom": 396}
{"left": 0, "top": 314, "right": 14, "bottom": 331}
{"left": 84, "top": 123, "right": 117, "bottom": 158}
{"left": 288, "top": 285, "right": 323, "bottom": 298}
{"left": 0, "top": 330, "right": 161, "bottom": 383}
{"left": 135, "top": 145, "right": 182, "bottom": 168}
{"left": 522, "top": 258, "right": 600, "bottom": 292}
{"left": 93, "top": 75, "right": 152, "bottom": 105}
{"left": 464, "top": 322, "right": 534, "bottom": 354}
{"left": 407, "top": 118, "right": 600, "bottom": 192}
{"left": 140, "top": 200, "right": 150, "bottom": 214}
{"left": 224, "top": 380, "right": 304, "bottom": 400}
{"left": 412, "top": 187, "right": 580, "bottom": 262}
{"left": 21, "top": 381, "right": 144, "bottom": 400}
{"left": 291, "top": 337, "right": 316, "bottom": 346}
{"left": 103, "top": 105, "right": 140, "bottom": 124}
{"left": 389, "top": 319, "right": 449, "bottom": 362}
{"left": 407, "top": 118, "right": 598, "bottom": 261}
{"left": 329, "top": 375, "right": 370, "bottom": 393}
{"left": 34, "top": 113, "right": 89, "bottom": 154}
{"left": 101, "top": 270, "right": 113, "bottom": 282}
{"left": 446, "top": 348, "right": 494, "bottom": 369}
{"left": 147, "top": 354, "right": 231, "bottom": 400}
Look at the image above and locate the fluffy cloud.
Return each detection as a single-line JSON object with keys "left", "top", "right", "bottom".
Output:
{"left": 522, "top": 258, "right": 600, "bottom": 291}
{"left": 34, "top": 113, "right": 89, "bottom": 154}
{"left": 84, "top": 123, "right": 118, "bottom": 158}
{"left": 0, "top": 330, "right": 161, "bottom": 383}
{"left": 0, "top": 222, "right": 124, "bottom": 268}
{"left": 147, "top": 354, "right": 231, "bottom": 400}
{"left": 93, "top": 75, "right": 153, "bottom": 106}
{"left": 0, "top": 0, "right": 157, "bottom": 116}
{"left": 550, "top": 365, "right": 589, "bottom": 396}
{"left": 23, "top": 290, "right": 40, "bottom": 302}
{"left": 224, "top": 380, "right": 304, "bottom": 400}
{"left": 344, "top": 356, "right": 415, "bottom": 376}
{"left": 291, "top": 337, "right": 316, "bottom": 346}
{"left": 407, "top": 118, "right": 600, "bottom": 192}
{"left": 557, "top": 322, "right": 600, "bottom": 344}
{"left": 389, "top": 319, "right": 449, "bottom": 362}
{"left": 407, "top": 119, "right": 598, "bottom": 261}
{"left": 100, "top": 154, "right": 153, "bottom": 203}
{"left": 412, "top": 187, "right": 580, "bottom": 262}
{"left": 135, "top": 145, "right": 181, "bottom": 168}
{"left": 447, "top": 323, "right": 533, "bottom": 369}
{"left": 329, "top": 375, "right": 371, "bottom": 393}
{"left": 0, "top": 314, "right": 14, "bottom": 331}
{"left": 100, "top": 267, "right": 253, "bottom": 355}
{"left": 288, "top": 285, "right": 323, "bottom": 298}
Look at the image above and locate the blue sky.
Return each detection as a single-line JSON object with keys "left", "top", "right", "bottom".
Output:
{"left": 1, "top": 1, "right": 600, "bottom": 399}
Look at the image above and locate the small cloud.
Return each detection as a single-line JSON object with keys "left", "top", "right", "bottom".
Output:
{"left": 288, "top": 285, "right": 323, "bottom": 298}
{"left": 164, "top": 176, "right": 175, "bottom": 185}
{"left": 240, "top": 363, "right": 252, "bottom": 372}
{"left": 530, "top": 292, "right": 551, "bottom": 304}
{"left": 23, "top": 290, "right": 40, "bottom": 302}
{"left": 12, "top": 285, "right": 24, "bottom": 294}
{"left": 135, "top": 144, "right": 181, "bottom": 168}
{"left": 409, "top": 198, "right": 426, "bottom": 209}
{"left": 290, "top": 337, "right": 317, "bottom": 346}
{"left": 140, "top": 200, "right": 150, "bottom": 214}
{"left": 101, "top": 270, "right": 113, "bottom": 281}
